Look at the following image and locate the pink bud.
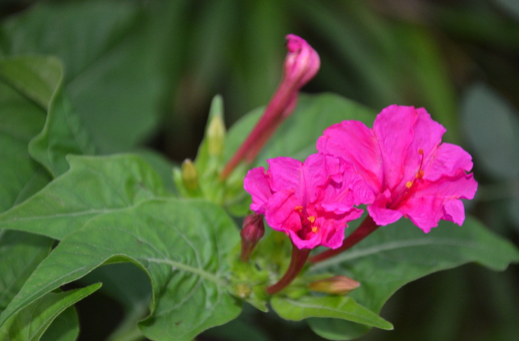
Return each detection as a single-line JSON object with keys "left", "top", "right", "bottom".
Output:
{"left": 284, "top": 34, "right": 321, "bottom": 90}
{"left": 308, "top": 275, "right": 360, "bottom": 295}
{"left": 240, "top": 213, "right": 265, "bottom": 262}
{"left": 221, "top": 34, "right": 320, "bottom": 180}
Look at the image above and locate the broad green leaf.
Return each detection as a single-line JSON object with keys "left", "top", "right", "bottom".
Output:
{"left": 0, "top": 79, "right": 48, "bottom": 212}
{"left": 0, "top": 154, "right": 167, "bottom": 240}
{"left": 271, "top": 296, "right": 392, "bottom": 330}
{"left": 40, "top": 306, "right": 79, "bottom": 341}
{"left": 0, "top": 56, "right": 61, "bottom": 109}
{"left": 0, "top": 231, "right": 53, "bottom": 314}
{"left": 224, "top": 93, "right": 376, "bottom": 167}
{"left": 307, "top": 215, "right": 519, "bottom": 339}
{"left": 134, "top": 149, "right": 178, "bottom": 195}
{"left": 0, "top": 284, "right": 100, "bottom": 341}
{"left": 29, "top": 88, "right": 95, "bottom": 177}
{"left": 0, "top": 198, "right": 242, "bottom": 341}
{"left": 0, "top": 55, "right": 95, "bottom": 177}
{"left": 23, "top": 58, "right": 94, "bottom": 177}
{"left": 0, "top": 2, "right": 166, "bottom": 153}
{"left": 461, "top": 83, "right": 519, "bottom": 179}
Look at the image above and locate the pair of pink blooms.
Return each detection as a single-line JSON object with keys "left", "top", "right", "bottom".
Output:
{"left": 244, "top": 104, "right": 478, "bottom": 250}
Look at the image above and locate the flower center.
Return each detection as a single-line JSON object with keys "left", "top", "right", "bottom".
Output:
{"left": 390, "top": 148, "right": 425, "bottom": 209}
{"left": 294, "top": 206, "right": 319, "bottom": 238}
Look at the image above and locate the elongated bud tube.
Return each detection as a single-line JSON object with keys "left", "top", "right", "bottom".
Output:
{"left": 266, "top": 242, "right": 311, "bottom": 295}
{"left": 181, "top": 159, "right": 199, "bottom": 191}
{"left": 221, "top": 34, "right": 320, "bottom": 179}
{"left": 308, "top": 275, "right": 360, "bottom": 295}
{"left": 240, "top": 213, "right": 265, "bottom": 262}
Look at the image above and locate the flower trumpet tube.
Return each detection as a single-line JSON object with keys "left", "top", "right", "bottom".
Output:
{"left": 220, "top": 34, "right": 320, "bottom": 180}
{"left": 266, "top": 242, "right": 311, "bottom": 295}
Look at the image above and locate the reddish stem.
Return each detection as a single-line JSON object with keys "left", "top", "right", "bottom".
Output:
{"left": 220, "top": 80, "right": 298, "bottom": 180}
{"left": 309, "top": 216, "right": 379, "bottom": 264}
{"left": 266, "top": 243, "right": 311, "bottom": 295}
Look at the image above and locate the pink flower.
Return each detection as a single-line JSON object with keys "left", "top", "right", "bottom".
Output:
{"left": 244, "top": 154, "right": 371, "bottom": 249}
{"left": 317, "top": 105, "right": 478, "bottom": 233}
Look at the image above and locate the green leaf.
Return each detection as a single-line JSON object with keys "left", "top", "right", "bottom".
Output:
{"left": 0, "top": 231, "right": 54, "bottom": 314}
{"left": 0, "top": 2, "right": 167, "bottom": 153}
{"left": 40, "top": 306, "right": 79, "bottom": 341}
{"left": 134, "top": 149, "right": 178, "bottom": 195}
{"left": 307, "top": 215, "right": 519, "bottom": 339}
{"left": 0, "top": 198, "right": 242, "bottom": 341}
{"left": 271, "top": 295, "right": 392, "bottom": 330}
{"left": 0, "top": 56, "right": 61, "bottom": 109}
{"left": 0, "top": 284, "right": 100, "bottom": 341}
{"left": 0, "top": 55, "right": 95, "bottom": 177}
{"left": 28, "top": 87, "right": 95, "bottom": 177}
{"left": 0, "top": 74, "right": 48, "bottom": 212}
{"left": 461, "top": 83, "right": 519, "bottom": 179}
{"left": 0, "top": 154, "right": 167, "bottom": 240}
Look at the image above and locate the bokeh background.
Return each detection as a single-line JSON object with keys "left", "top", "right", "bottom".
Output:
{"left": 1, "top": 0, "right": 519, "bottom": 340}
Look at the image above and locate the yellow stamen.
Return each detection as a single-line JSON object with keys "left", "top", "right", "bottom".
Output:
{"left": 295, "top": 206, "right": 303, "bottom": 211}
{"left": 406, "top": 181, "right": 413, "bottom": 188}
{"left": 307, "top": 216, "right": 316, "bottom": 223}
{"left": 311, "top": 226, "right": 318, "bottom": 233}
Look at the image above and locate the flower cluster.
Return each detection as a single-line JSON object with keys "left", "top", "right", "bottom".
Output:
{"left": 236, "top": 34, "right": 477, "bottom": 295}
{"left": 244, "top": 105, "right": 478, "bottom": 251}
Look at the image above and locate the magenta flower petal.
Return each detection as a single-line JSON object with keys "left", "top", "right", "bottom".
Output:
{"left": 424, "top": 143, "right": 473, "bottom": 182}
{"left": 243, "top": 167, "right": 272, "bottom": 214}
{"left": 367, "top": 190, "right": 404, "bottom": 226}
{"left": 373, "top": 105, "right": 417, "bottom": 192}
{"left": 317, "top": 120, "right": 382, "bottom": 193}
{"left": 442, "top": 200, "right": 466, "bottom": 226}
{"left": 265, "top": 190, "right": 300, "bottom": 233}
{"left": 397, "top": 172, "right": 477, "bottom": 232}
{"left": 267, "top": 157, "right": 301, "bottom": 193}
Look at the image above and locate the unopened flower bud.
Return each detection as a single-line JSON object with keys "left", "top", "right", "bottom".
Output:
{"left": 181, "top": 159, "right": 199, "bottom": 191}
{"left": 220, "top": 34, "right": 320, "bottom": 180}
{"left": 240, "top": 213, "right": 265, "bottom": 262}
{"left": 284, "top": 34, "right": 320, "bottom": 89}
{"left": 308, "top": 275, "right": 360, "bottom": 295}
{"left": 207, "top": 114, "right": 226, "bottom": 157}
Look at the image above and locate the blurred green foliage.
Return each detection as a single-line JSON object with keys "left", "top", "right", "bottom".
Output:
{"left": 1, "top": 0, "right": 518, "bottom": 340}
